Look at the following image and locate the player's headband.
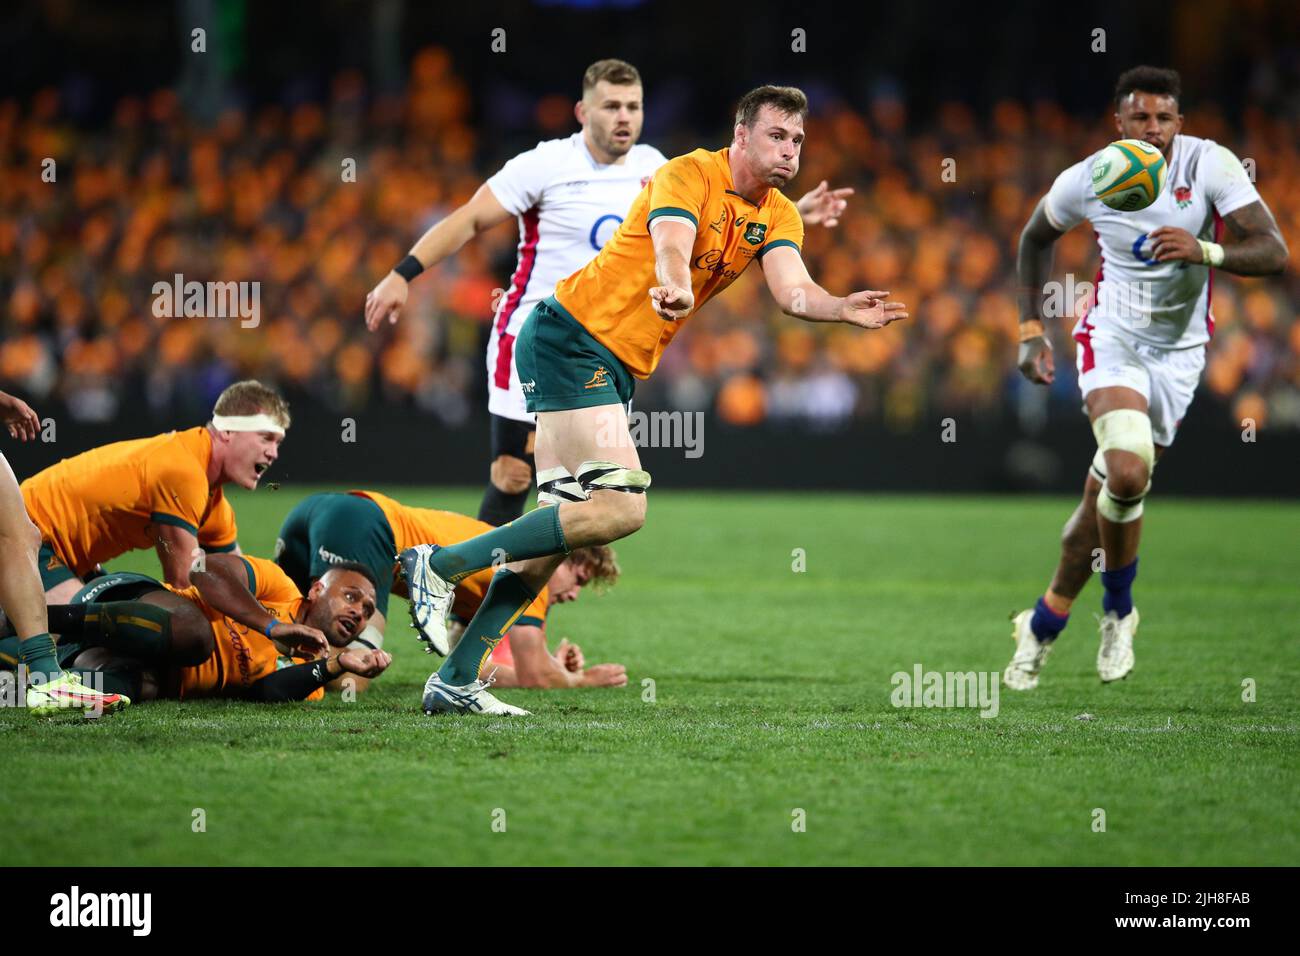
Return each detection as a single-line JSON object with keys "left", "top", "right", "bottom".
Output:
{"left": 211, "top": 413, "right": 286, "bottom": 437}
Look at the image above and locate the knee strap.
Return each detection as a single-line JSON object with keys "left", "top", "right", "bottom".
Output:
{"left": 1091, "top": 410, "right": 1154, "bottom": 523}
{"left": 576, "top": 460, "right": 651, "bottom": 495}
{"left": 537, "top": 466, "right": 587, "bottom": 507}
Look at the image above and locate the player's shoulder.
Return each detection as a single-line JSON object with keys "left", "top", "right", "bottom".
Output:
{"left": 631, "top": 143, "right": 669, "bottom": 168}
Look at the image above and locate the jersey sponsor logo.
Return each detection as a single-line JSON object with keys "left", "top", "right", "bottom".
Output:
{"left": 1131, "top": 233, "right": 1158, "bottom": 265}
{"left": 743, "top": 222, "right": 767, "bottom": 245}
{"left": 583, "top": 366, "right": 611, "bottom": 390}
{"left": 589, "top": 214, "right": 624, "bottom": 251}
{"left": 707, "top": 209, "right": 727, "bottom": 233}
{"left": 317, "top": 545, "right": 354, "bottom": 566}
{"left": 693, "top": 249, "right": 741, "bottom": 281}
{"left": 1174, "top": 185, "right": 1193, "bottom": 209}
{"left": 735, "top": 214, "right": 748, "bottom": 228}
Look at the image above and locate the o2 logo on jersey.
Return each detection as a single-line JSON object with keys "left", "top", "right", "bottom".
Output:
{"left": 1131, "top": 232, "right": 1158, "bottom": 265}
{"left": 590, "top": 214, "right": 623, "bottom": 251}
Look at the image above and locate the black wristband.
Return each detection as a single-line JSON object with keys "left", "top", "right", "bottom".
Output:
{"left": 393, "top": 254, "right": 424, "bottom": 283}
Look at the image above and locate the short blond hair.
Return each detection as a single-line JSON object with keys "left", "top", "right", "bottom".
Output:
{"left": 212, "top": 380, "right": 291, "bottom": 430}
{"left": 568, "top": 544, "right": 620, "bottom": 594}
{"left": 582, "top": 59, "right": 641, "bottom": 95}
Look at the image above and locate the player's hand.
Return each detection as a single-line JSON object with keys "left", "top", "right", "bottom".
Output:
{"left": 1148, "top": 226, "right": 1201, "bottom": 264}
{"left": 338, "top": 648, "right": 392, "bottom": 679}
{"left": 270, "top": 621, "right": 329, "bottom": 657}
{"left": 839, "top": 290, "right": 908, "bottom": 330}
{"left": 648, "top": 284, "right": 693, "bottom": 321}
{"left": 554, "top": 638, "right": 584, "bottom": 673}
{"left": 581, "top": 663, "right": 628, "bottom": 688}
{"left": 0, "top": 391, "right": 40, "bottom": 442}
{"left": 1017, "top": 334, "right": 1055, "bottom": 385}
{"left": 364, "top": 272, "right": 410, "bottom": 331}
{"left": 795, "top": 180, "right": 854, "bottom": 228}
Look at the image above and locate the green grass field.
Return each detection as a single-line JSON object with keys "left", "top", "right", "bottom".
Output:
{"left": 2, "top": 487, "right": 1297, "bottom": 866}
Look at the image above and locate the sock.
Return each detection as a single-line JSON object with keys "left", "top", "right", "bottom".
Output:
{"left": 49, "top": 602, "right": 174, "bottom": 663}
{"left": 1029, "top": 597, "right": 1070, "bottom": 642}
{"left": 438, "top": 570, "right": 537, "bottom": 686}
{"left": 1101, "top": 558, "right": 1138, "bottom": 618}
{"left": 16, "top": 633, "right": 60, "bottom": 685}
{"left": 428, "top": 507, "right": 567, "bottom": 583}
{"left": 477, "top": 482, "right": 530, "bottom": 527}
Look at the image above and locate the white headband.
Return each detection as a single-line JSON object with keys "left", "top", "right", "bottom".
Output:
{"left": 211, "top": 413, "right": 286, "bottom": 437}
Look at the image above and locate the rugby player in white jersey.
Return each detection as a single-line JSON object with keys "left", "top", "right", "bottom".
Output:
{"left": 364, "top": 58, "right": 851, "bottom": 525}
{"left": 1006, "top": 66, "right": 1289, "bottom": 689}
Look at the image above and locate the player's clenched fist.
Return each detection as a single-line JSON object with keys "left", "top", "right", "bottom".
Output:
{"left": 271, "top": 621, "right": 329, "bottom": 657}
{"left": 1017, "top": 332, "right": 1056, "bottom": 385}
{"left": 648, "top": 284, "right": 693, "bottom": 321}
{"left": 338, "top": 648, "right": 392, "bottom": 679}
{"left": 364, "top": 272, "right": 410, "bottom": 331}
{"left": 839, "top": 290, "right": 908, "bottom": 330}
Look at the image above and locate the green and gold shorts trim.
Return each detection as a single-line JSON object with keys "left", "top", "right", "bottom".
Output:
{"left": 514, "top": 297, "right": 636, "bottom": 413}
{"left": 37, "top": 541, "right": 80, "bottom": 592}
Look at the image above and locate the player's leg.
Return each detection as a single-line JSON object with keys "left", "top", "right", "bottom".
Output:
{"left": 427, "top": 402, "right": 638, "bottom": 698}
{"left": 0, "top": 452, "right": 127, "bottom": 713}
{"left": 477, "top": 414, "right": 536, "bottom": 526}
{"left": 1086, "top": 384, "right": 1152, "bottom": 681}
{"left": 45, "top": 580, "right": 214, "bottom": 667}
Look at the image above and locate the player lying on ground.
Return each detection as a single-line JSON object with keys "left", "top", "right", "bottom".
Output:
{"left": 364, "top": 58, "right": 851, "bottom": 527}
{"left": 0, "top": 554, "right": 387, "bottom": 703}
{"left": 0, "top": 388, "right": 125, "bottom": 715}
{"left": 274, "top": 490, "right": 626, "bottom": 693}
{"left": 396, "top": 84, "right": 907, "bottom": 716}
{"left": 19, "top": 380, "right": 289, "bottom": 607}
{"left": 1006, "top": 65, "right": 1288, "bottom": 689}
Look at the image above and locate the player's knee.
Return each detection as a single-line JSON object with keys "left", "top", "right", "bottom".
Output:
{"left": 1103, "top": 453, "right": 1150, "bottom": 501}
{"left": 490, "top": 455, "right": 533, "bottom": 495}
{"left": 575, "top": 460, "right": 650, "bottom": 540}
{"left": 147, "top": 595, "right": 212, "bottom": 666}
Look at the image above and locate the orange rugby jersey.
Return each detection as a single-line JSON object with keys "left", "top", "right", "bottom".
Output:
{"left": 552, "top": 146, "right": 804, "bottom": 379}
{"left": 351, "top": 490, "right": 549, "bottom": 626}
{"left": 169, "top": 555, "right": 322, "bottom": 701}
{"left": 21, "top": 427, "right": 239, "bottom": 576}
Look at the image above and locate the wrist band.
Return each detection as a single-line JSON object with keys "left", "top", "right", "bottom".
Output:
{"left": 393, "top": 254, "right": 425, "bottom": 282}
{"left": 263, "top": 620, "right": 276, "bottom": 638}
{"left": 1018, "top": 319, "right": 1046, "bottom": 343}
{"left": 1197, "top": 240, "right": 1225, "bottom": 267}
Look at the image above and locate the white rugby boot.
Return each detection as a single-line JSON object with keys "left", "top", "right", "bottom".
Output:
{"left": 1097, "top": 608, "right": 1138, "bottom": 682}
{"left": 1003, "top": 609, "right": 1054, "bottom": 691}
{"left": 395, "top": 544, "right": 455, "bottom": 655}
{"left": 422, "top": 670, "right": 529, "bottom": 717}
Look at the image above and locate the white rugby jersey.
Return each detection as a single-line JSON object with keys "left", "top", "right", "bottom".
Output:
{"left": 484, "top": 133, "right": 667, "bottom": 399}
{"left": 1044, "top": 134, "right": 1260, "bottom": 349}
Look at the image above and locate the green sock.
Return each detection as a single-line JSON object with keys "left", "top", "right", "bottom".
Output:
{"left": 429, "top": 507, "right": 567, "bottom": 583}
{"left": 439, "top": 570, "right": 537, "bottom": 685}
{"left": 72, "top": 602, "right": 174, "bottom": 663}
{"left": 17, "top": 633, "right": 60, "bottom": 685}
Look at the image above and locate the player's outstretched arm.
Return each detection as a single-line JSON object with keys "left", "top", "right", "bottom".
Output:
{"left": 244, "top": 649, "right": 391, "bottom": 702}
{"left": 154, "top": 523, "right": 204, "bottom": 588}
{"left": 1016, "top": 197, "right": 1065, "bottom": 385}
{"left": 760, "top": 244, "right": 907, "bottom": 328}
{"left": 647, "top": 219, "right": 696, "bottom": 320}
{"left": 364, "top": 183, "right": 513, "bottom": 330}
{"left": 1150, "top": 200, "right": 1289, "bottom": 276}
{"left": 191, "top": 554, "right": 328, "bottom": 656}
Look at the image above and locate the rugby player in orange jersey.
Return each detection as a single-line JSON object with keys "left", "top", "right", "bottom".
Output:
{"left": 397, "top": 85, "right": 908, "bottom": 716}
{"left": 1, "top": 554, "right": 389, "bottom": 704}
{"left": 20, "top": 380, "right": 289, "bottom": 605}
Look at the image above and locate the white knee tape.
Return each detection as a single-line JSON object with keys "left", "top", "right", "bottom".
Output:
{"left": 1091, "top": 409, "right": 1155, "bottom": 472}
{"left": 537, "top": 466, "right": 586, "bottom": 507}
{"left": 1097, "top": 482, "right": 1147, "bottom": 523}
{"left": 576, "top": 459, "right": 652, "bottom": 494}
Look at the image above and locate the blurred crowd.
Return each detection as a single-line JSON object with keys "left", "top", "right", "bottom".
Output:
{"left": 2, "top": 46, "right": 1298, "bottom": 432}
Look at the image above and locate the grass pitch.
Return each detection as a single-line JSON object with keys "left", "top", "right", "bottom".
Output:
{"left": 2, "top": 488, "right": 1297, "bottom": 866}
